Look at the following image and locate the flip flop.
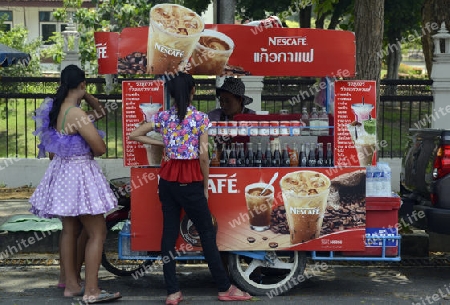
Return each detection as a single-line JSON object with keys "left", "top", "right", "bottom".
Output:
{"left": 83, "top": 291, "right": 122, "bottom": 304}
{"left": 64, "top": 286, "right": 85, "bottom": 298}
{"left": 218, "top": 285, "right": 252, "bottom": 301}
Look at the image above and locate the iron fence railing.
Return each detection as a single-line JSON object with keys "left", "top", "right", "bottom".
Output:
{"left": 0, "top": 77, "right": 433, "bottom": 159}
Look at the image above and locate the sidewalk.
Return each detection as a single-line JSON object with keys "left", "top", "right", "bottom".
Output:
{"left": 0, "top": 200, "right": 61, "bottom": 255}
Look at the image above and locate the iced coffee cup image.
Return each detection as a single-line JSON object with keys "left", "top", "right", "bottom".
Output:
{"left": 347, "top": 121, "right": 365, "bottom": 143}
{"left": 147, "top": 4, "right": 205, "bottom": 74}
{"left": 139, "top": 103, "right": 162, "bottom": 122}
{"left": 189, "top": 29, "right": 235, "bottom": 75}
{"left": 351, "top": 103, "right": 374, "bottom": 122}
{"left": 280, "top": 171, "right": 331, "bottom": 245}
{"left": 143, "top": 131, "right": 164, "bottom": 166}
{"left": 354, "top": 134, "right": 376, "bottom": 167}
{"left": 244, "top": 183, "right": 274, "bottom": 232}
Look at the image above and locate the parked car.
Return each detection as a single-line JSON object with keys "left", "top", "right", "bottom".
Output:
{"left": 401, "top": 128, "right": 450, "bottom": 234}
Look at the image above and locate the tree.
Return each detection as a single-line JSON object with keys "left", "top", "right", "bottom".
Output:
{"left": 421, "top": 0, "right": 450, "bottom": 77}
{"left": 383, "top": 0, "right": 424, "bottom": 79}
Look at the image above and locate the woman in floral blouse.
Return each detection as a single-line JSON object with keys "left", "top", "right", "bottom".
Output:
{"left": 129, "top": 72, "right": 252, "bottom": 305}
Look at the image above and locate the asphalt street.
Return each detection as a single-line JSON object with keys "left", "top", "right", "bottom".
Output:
{"left": 2, "top": 261, "right": 450, "bottom": 305}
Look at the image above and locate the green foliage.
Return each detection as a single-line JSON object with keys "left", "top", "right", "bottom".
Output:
{"left": 0, "top": 22, "right": 42, "bottom": 77}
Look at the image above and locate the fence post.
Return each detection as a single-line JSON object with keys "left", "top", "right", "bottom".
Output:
{"left": 431, "top": 22, "right": 450, "bottom": 129}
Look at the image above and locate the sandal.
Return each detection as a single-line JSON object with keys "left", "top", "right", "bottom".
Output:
{"left": 82, "top": 290, "right": 121, "bottom": 304}
{"left": 166, "top": 291, "right": 183, "bottom": 305}
{"left": 218, "top": 285, "right": 252, "bottom": 301}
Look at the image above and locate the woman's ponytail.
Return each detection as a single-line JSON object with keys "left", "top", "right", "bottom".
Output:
{"left": 49, "top": 84, "right": 69, "bottom": 128}
{"left": 165, "top": 72, "right": 195, "bottom": 123}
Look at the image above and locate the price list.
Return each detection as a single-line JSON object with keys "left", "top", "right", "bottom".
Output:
{"left": 122, "top": 80, "right": 165, "bottom": 167}
{"left": 334, "top": 80, "right": 377, "bottom": 167}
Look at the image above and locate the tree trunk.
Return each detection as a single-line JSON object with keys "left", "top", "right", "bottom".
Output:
{"left": 299, "top": 6, "right": 312, "bottom": 28}
{"left": 386, "top": 38, "right": 402, "bottom": 80}
{"left": 354, "top": 0, "right": 384, "bottom": 81}
{"left": 421, "top": 0, "right": 450, "bottom": 77}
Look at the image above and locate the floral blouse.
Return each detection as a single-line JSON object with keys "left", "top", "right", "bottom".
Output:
{"left": 152, "top": 105, "right": 210, "bottom": 160}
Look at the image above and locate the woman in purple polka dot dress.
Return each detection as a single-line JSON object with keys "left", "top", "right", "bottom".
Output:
{"left": 29, "top": 65, "right": 121, "bottom": 303}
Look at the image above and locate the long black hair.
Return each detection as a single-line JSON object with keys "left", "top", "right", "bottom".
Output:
{"left": 165, "top": 72, "right": 195, "bottom": 122}
{"left": 49, "top": 65, "right": 86, "bottom": 128}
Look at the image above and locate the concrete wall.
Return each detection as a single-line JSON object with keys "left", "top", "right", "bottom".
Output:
{"left": 0, "top": 157, "right": 402, "bottom": 193}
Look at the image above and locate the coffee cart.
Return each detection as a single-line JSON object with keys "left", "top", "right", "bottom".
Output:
{"left": 96, "top": 5, "right": 401, "bottom": 296}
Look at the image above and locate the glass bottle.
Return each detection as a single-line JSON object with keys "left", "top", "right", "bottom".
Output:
{"left": 310, "top": 107, "right": 319, "bottom": 136}
{"left": 289, "top": 142, "right": 299, "bottom": 167}
{"left": 300, "top": 143, "right": 308, "bottom": 167}
{"left": 228, "top": 143, "right": 237, "bottom": 167}
{"left": 272, "top": 143, "right": 281, "bottom": 167}
{"left": 237, "top": 143, "right": 246, "bottom": 167}
{"left": 308, "top": 142, "right": 317, "bottom": 167}
{"left": 245, "top": 142, "right": 254, "bottom": 167}
{"left": 210, "top": 142, "right": 220, "bottom": 167}
{"left": 281, "top": 143, "right": 290, "bottom": 167}
{"left": 301, "top": 107, "right": 310, "bottom": 135}
{"left": 263, "top": 143, "right": 272, "bottom": 167}
{"left": 316, "top": 143, "right": 324, "bottom": 167}
{"left": 326, "top": 142, "right": 333, "bottom": 167}
{"left": 254, "top": 142, "right": 263, "bottom": 168}
{"left": 219, "top": 145, "right": 228, "bottom": 167}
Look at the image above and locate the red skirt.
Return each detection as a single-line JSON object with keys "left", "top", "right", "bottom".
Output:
{"left": 159, "top": 159, "right": 204, "bottom": 183}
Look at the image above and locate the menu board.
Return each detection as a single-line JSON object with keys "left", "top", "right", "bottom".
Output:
{"left": 122, "top": 80, "right": 165, "bottom": 167}
{"left": 334, "top": 80, "right": 377, "bottom": 167}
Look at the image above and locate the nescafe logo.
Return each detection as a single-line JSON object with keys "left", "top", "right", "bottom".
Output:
{"left": 180, "top": 214, "right": 218, "bottom": 247}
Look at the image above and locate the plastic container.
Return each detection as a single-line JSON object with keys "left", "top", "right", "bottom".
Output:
{"left": 344, "top": 195, "right": 401, "bottom": 257}
{"left": 208, "top": 121, "right": 217, "bottom": 136}
{"left": 120, "top": 220, "right": 131, "bottom": 256}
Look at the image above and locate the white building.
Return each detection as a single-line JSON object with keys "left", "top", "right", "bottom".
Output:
{"left": 0, "top": 0, "right": 94, "bottom": 42}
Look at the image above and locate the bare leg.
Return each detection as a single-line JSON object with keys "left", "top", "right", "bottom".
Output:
{"left": 61, "top": 217, "right": 83, "bottom": 297}
{"left": 59, "top": 225, "right": 86, "bottom": 287}
{"left": 79, "top": 214, "right": 117, "bottom": 299}
{"left": 76, "top": 228, "right": 88, "bottom": 278}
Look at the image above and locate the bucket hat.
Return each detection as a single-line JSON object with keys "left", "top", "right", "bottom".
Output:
{"left": 216, "top": 77, "right": 253, "bottom": 105}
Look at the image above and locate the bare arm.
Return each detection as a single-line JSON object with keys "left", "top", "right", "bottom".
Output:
{"left": 129, "top": 121, "right": 164, "bottom": 146}
{"left": 84, "top": 93, "right": 106, "bottom": 122}
{"left": 199, "top": 133, "right": 209, "bottom": 199}
{"left": 70, "top": 108, "right": 106, "bottom": 156}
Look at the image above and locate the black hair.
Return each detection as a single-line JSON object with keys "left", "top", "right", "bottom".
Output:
{"left": 49, "top": 65, "right": 86, "bottom": 128}
{"left": 165, "top": 72, "right": 195, "bottom": 123}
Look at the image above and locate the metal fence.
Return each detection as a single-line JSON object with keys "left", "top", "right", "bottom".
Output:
{"left": 0, "top": 77, "right": 433, "bottom": 159}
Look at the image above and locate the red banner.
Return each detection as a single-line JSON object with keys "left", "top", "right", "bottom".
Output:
{"left": 334, "top": 80, "right": 377, "bottom": 167}
{"left": 130, "top": 167, "right": 366, "bottom": 252}
{"left": 122, "top": 80, "right": 165, "bottom": 167}
{"left": 94, "top": 32, "right": 119, "bottom": 75}
{"left": 95, "top": 25, "right": 355, "bottom": 77}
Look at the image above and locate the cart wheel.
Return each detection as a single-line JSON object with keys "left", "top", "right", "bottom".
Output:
{"left": 228, "top": 251, "right": 306, "bottom": 296}
{"left": 101, "top": 219, "right": 153, "bottom": 276}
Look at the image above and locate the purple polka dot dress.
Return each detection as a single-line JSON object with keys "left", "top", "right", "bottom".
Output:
{"left": 29, "top": 98, "right": 118, "bottom": 218}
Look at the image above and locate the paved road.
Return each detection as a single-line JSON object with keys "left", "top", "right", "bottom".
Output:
{"left": 2, "top": 261, "right": 450, "bottom": 305}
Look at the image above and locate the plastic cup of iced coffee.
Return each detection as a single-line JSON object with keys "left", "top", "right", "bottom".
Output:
{"left": 147, "top": 4, "right": 205, "bottom": 74}
{"left": 354, "top": 134, "right": 376, "bottom": 166}
{"left": 189, "top": 29, "right": 235, "bottom": 75}
{"left": 347, "top": 121, "right": 365, "bottom": 143}
{"left": 244, "top": 183, "right": 274, "bottom": 232}
{"left": 351, "top": 103, "right": 373, "bottom": 122}
{"left": 139, "top": 103, "right": 162, "bottom": 122}
{"left": 280, "top": 171, "right": 331, "bottom": 245}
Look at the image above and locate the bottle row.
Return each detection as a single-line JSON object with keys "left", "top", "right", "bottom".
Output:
{"left": 208, "top": 106, "right": 331, "bottom": 137}
{"left": 210, "top": 141, "right": 334, "bottom": 168}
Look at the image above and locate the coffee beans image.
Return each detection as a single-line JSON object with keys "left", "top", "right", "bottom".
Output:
{"left": 118, "top": 52, "right": 147, "bottom": 74}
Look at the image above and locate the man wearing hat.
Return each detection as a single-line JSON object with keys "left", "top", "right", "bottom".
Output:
{"left": 208, "top": 77, "right": 255, "bottom": 121}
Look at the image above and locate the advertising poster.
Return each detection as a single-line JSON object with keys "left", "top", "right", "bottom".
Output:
{"left": 122, "top": 80, "right": 165, "bottom": 167}
{"left": 131, "top": 167, "right": 366, "bottom": 252}
{"left": 94, "top": 4, "right": 356, "bottom": 77}
{"left": 334, "top": 80, "right": 377, "bottom": 167}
